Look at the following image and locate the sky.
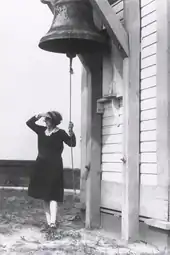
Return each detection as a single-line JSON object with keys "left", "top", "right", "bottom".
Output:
{"left": 0, "top": 0, "right": 82, "bottom": 168}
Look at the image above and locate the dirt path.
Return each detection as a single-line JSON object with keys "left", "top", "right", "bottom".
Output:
{"left": 0, "top": 190, "right": 161, "bottom": 254}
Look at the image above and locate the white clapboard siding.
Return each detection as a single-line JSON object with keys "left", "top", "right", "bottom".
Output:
{"left": 141, "top": 55, "right": 156, "bottom": 69}
{"left": 141, "top": 0, "right": 155, "bottom": 8}
{"left": 102, "top": 172, "right": 122, "bottom": 183}
{"left": 141, "top": 11, "right": 156, "bottom": 27}
{"left": 141, "top": 65, "right": 156, "bottom": 79}
{"left": 103, "top": 106, "right": 123, "bottom": 118}
{"left": 102, "top": 125, "right": 123, "bottom": 135}
{"left": 141, "top": 174, "right": 157, "bottom": 186}
{"left": 141, "top": 98, "right": 156, "bottom": 110}
{"left": 101, "top": 181, "right": 122, "bottom": 211}
{"left": 137, "top": 0, "right": 159, "bottom": 220}
{"left": 111, "top": 0, "right": 123, "bottom": 12}
{"left": 111, "top": 0, "right": 123, "bottom": 21}
{"left": 140, "top": 130, "right": 156, "bottom": 141}
{"left": 102, "top": 153, "right": 122, "bottom": 163}
{"left": 140, "top": 142, "right": 156, "bottom": 152}
{"left": 140, "top": 141, "right": 156, "bottom": 152}
{"left": 103, "top": 101, "right": 123, "bottom": 110}
{"left": 141, "top": 0, "right": 156, "bottom": 18}
{"left": 141, "top": 43, "right": 157, "bottom": 59}
{"left": 141, "top": 87, "right": 156, "bottom": 100}
{"left": 102, "top": 143, "right": 122, "bottom": 153}
{"left": 111, "top": 0, "right": 123, "bottom": 13}
{"left": 101, "top": 0, "right": 124, "bottom": 214}
{"left": 141, "top": 75, "right": 156, "bottom": 89}
{"left": 140, "top": 120, "right": 156, "bottom": 131}
{"left": 140, "top": 163, "right": 157, "bottom": 174}
{"left": 102, "top": 134, "right": 122, "bottom": 144}
{"left": 103, "top": 0, "right": 123, "bottom": 30}
{"left": 102, "top": 100, "right": 123, "bottom": 178}
{"left": 101, "top": 181, "right": 168, "bottom": 220}
{"left": 103, "top": 109, "right": 115, "bottom": 118}
{"left": 142, "top": 33, "right": 157, "bottom": 48}
{"left": 140, "top": 153, "right": 157, "bottom": 163}
{"left": 140, "top": 187, "right": 168, "bottom": 220}
{"left": 102, "top": 116, "right": 123, "bottom": 127}
{"left": 141, "top": 21, "right": 157, "bottom": 38}
{"left": 102, "top": 172, "right": 157, "bottom": 186}
{"left": 101, "top": 162, "right": 122, "bottom": 172}
{"left": 141, "top": 109, "right": 156, "bottom": 121}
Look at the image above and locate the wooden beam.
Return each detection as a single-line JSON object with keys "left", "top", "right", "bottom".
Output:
{"left": 89, "top": 0, "right": 129, "bottom": 57}
{"left": 156, "top": 0, "right": 170, "bottom": 220}
{"left": 80, "top": 53, "right": 102, "bottom": 228}
{"left": 121, "top": 0, "right": 140, "bottom": 242}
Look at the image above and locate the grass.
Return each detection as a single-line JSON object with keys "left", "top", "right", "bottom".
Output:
{"left": 0, "top": 190, "right": 161, "bottom": 254}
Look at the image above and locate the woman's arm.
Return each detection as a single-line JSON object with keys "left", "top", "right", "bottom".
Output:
{"left": 26, "top": 115, "right": 44, "bottom": 134}
{"left": 62, "top": 130, "right": 76, "bottom": 147}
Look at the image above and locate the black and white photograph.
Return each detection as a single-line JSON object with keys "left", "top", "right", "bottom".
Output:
{"left": 0, "top": 0, "right": 168, "bottom": 254}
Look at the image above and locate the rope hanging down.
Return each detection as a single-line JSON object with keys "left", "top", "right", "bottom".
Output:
{"left": 68, "top": 54, "right": 76, "bottom": 196}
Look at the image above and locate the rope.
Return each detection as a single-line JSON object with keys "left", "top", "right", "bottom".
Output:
{"left": 68, "top": 55, "right": 76, "bottom": 197}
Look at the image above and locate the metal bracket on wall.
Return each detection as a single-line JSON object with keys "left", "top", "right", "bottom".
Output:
{"left": 96, "top": 94, "right": 123, "bottom": 114}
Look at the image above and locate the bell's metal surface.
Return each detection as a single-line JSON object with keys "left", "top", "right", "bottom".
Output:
{"left": 39, "top": 0, "right": 107, "bottom": 55}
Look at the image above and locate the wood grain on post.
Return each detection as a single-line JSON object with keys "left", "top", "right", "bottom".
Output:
{"left": 122, "top": 0, "right": 140, "bottom": 242}
{"left": 80, "top": 53, "right": 102, "bottom": 228}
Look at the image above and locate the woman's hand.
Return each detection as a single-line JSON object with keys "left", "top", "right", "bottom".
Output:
{"left": 68, "top": 122, "right": 74, "bottom": 136}
{"left": 36, "top": 113, "right": 47, "bottom": 119}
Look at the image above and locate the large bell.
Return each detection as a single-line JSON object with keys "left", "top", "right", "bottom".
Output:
{"left": 39, "top": 0, "right": 107, "bottom": 55}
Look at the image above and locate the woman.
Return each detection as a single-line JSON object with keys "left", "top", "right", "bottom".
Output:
{"left": 26, "top": 111, "right": 76, "bottom": 229}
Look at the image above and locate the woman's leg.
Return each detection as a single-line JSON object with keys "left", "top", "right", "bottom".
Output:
{"left": 50, "top": 200, "right": 58, "bottom": 225}
{"left": 43, "top": 200, "right": 51, "bottom": 225}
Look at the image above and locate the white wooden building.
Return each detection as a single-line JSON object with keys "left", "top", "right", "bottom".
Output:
{"left": 43, "top": 0, "right": 170, "bottom": 250}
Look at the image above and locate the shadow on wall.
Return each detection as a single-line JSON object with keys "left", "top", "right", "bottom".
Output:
{"left": 0, "top": 160, "right": 80, "bottom": 190}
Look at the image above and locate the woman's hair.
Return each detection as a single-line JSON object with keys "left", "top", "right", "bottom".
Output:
{"left": 46, "top": 111, "right": 63, "bottom": 126}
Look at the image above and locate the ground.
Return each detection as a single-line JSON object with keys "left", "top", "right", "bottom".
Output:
{"left": 0, "top": 190, "right": 162, "bottom": 254}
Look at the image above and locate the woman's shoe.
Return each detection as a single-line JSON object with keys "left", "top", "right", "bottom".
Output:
{"left": 49, "top": 222, "right": 60, "bottom": 230}
{"left": 50, "top": 223, "right": 57, "bottom": 229}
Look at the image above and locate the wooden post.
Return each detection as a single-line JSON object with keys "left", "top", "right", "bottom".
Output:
{"left": 80, "top": 53, "right": 102, "bottom": 228}
{"left": 156, "top": 0, "right": 170, "bottom": 219}
{"left": 80, "top": 67, "right": 87, "bottom": 209}
{"left": 121, "top": 0, "right": 140, "bottom": 242}
{"left": 80, "top": 66, "right": 90, "bottom": 210}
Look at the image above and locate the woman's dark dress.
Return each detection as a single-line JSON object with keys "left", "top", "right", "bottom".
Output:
{"left": 26, "top": 116, "right": 76, "bottom": 202}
